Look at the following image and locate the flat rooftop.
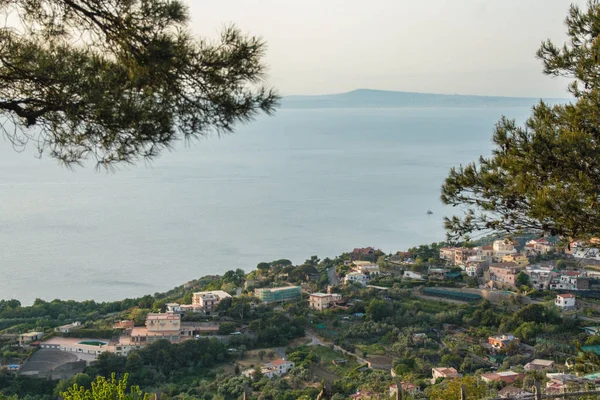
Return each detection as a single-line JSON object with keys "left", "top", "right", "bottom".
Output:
{"left": 193, "top": 290, "right": 232, "bottom": 298}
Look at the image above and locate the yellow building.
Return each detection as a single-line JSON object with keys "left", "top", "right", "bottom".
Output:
{"left": 502, "top": 253, "right": 529, "bottom": 267}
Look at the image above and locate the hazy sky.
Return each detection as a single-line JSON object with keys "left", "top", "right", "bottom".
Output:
{"left": 186, "top": 0, "right": 586, "bottom": 98}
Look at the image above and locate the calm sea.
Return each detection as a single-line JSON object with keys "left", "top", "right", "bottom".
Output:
{"left": 0, "top": 107, "right": 532, "bottom": 304}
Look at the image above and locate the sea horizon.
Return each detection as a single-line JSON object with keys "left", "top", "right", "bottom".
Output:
{"left": 0, "top": 96, "right": 539, "bottom": 305}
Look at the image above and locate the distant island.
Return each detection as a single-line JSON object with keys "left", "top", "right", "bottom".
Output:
{"left": 280, "top": 88, "right": 569, "bottom": 109}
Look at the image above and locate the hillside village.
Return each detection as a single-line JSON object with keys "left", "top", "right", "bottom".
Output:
{"left": 4, "top": 237, "right": 600, "bottom": 399}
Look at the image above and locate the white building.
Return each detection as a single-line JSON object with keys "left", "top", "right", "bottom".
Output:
{"left": 555, "top": 294, "right": 576, "bottom": 310}
{"left": 165, "top": 303, "right": 182, "bottom": 312}
{"left": 192, "top": 290, "right": 232, "bottom": 312}
{"left": 352, "top": 262, "right": 380, "bottom": 275}
{"left": 493, "top": 239, "right": 517, "bottom": 261}
{"left": 265, "top": 359, "right": 295, "bottom": 376}
{"left": 344, "top": 271, "right": 368, "bottom": 285}
{"left": 549, "top": 271, "right": 589, "bottom": 290}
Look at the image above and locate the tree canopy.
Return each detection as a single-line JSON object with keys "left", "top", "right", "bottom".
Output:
{"left": 442, "top": 0, "right": 600, "bottom": 241}
{"left": 61, "top": 374, "right": 148, "bottom": 400}
{"left": 0, "top": 0, "right": 278, "bottom": 167}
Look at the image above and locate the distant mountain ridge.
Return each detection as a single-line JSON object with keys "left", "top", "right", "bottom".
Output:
{"left": 280, "top": 89, "right": 568, "bottom": 109}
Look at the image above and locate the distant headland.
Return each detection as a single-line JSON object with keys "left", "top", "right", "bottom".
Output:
{"left": 280, "top": 88, "right": 569, "bottom": 109}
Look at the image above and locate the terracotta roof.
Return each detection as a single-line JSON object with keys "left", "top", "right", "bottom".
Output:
{"left": 481, "top": 372, "right": 523, "bottom": 383}
{"left": 564, "top": 271, "right": 581, "bottom": 277}
{"left": 558, "top": 294, "right": 575, "bottom": 298}
{"left": 482, "top": 245, "right": 493, "bottom": 250}
{"left": 433, "top": 367, "right": 458, "bottom": 377}
{"left": 270, "top": 359, "right": 290, "bottom": 366}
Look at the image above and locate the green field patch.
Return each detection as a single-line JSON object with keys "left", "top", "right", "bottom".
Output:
{"left": 356, "top": 343, "right": 386, "bottom": 355}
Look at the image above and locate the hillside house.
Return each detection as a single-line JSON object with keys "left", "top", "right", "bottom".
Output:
{"left": 549, "top": 271, "right": 589, "bottom": 290}
{"left": 344, "top": 271, "right": 368, "bottom": 286}
{"left": 454, "top": 248, "right": 478, "bottom": 266}
{"left": 478, "top": 245, "right": 494, "bottom": 258}
{"left": 480, "top": 371, "right": 524, "bottom": 384}
{"left": 493, "top": 239, "right": 517, "bottom": 261}
{"left": 465, "top": 262, "right": 485, "bottom": 277}
{"left": 488, "top": 334, "right": 519, "bottom": 349}
{"left": 432, "top": 367, "right": 459, "bottom": 380}
{"left": 489, "top": 263, "right": 520, "bottom": 287}
{"left": 525, "top": 238, "right": 554, "bottom": 256}
{"left": 353, "top": 262, "right": 380, "bottom": 276}
{"left": 524, "top": 359, "right": 555, "bottom": 371}
{"left": 309, "top": 293, "right": 343, "bottom": 311}
{"left": 525, "top": 265, "right": 555, "bottom": 290}
{"left": 18, "top": 332, "right": 43, "bottom": 347}
{"left": 192, "top": 290, "right": 232, "bottom": 312}
{"left": 264, "top": 359, "right": 295, "bottom": 376}
{"left": 439, "top": 247, "right": 459, "bottom": 264}
{"left": 501, "top": 253, "right": 529, "bottom": 267}
{"left": 555, "top": 294, "right": 576, "bottom": 310}
{"left": 55, "top": 322, "right": 81, "bottom": 333}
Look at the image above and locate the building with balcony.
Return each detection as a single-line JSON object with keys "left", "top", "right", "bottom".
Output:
{"left": 192, "top": 290, "right": 232, "bottom": 312}
{"left": 309, "top": 293, "right": 343, "bottom": 311}
{"left": 489, "top": 262, "right": 520, "bottom": 287}
{"left": 493, "top": 239, "right": 517, "bottom": 261}
{"left": 555, "top": 294, "right": 576, "bottom": 310}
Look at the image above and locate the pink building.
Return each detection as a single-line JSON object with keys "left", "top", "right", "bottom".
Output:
{"left": 489, "top": 262, "right": 519, "bottom": 287}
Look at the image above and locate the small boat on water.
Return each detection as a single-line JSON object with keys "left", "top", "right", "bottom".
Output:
{"left": 426, "top": 210, "right": 433, "bottom": 215}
